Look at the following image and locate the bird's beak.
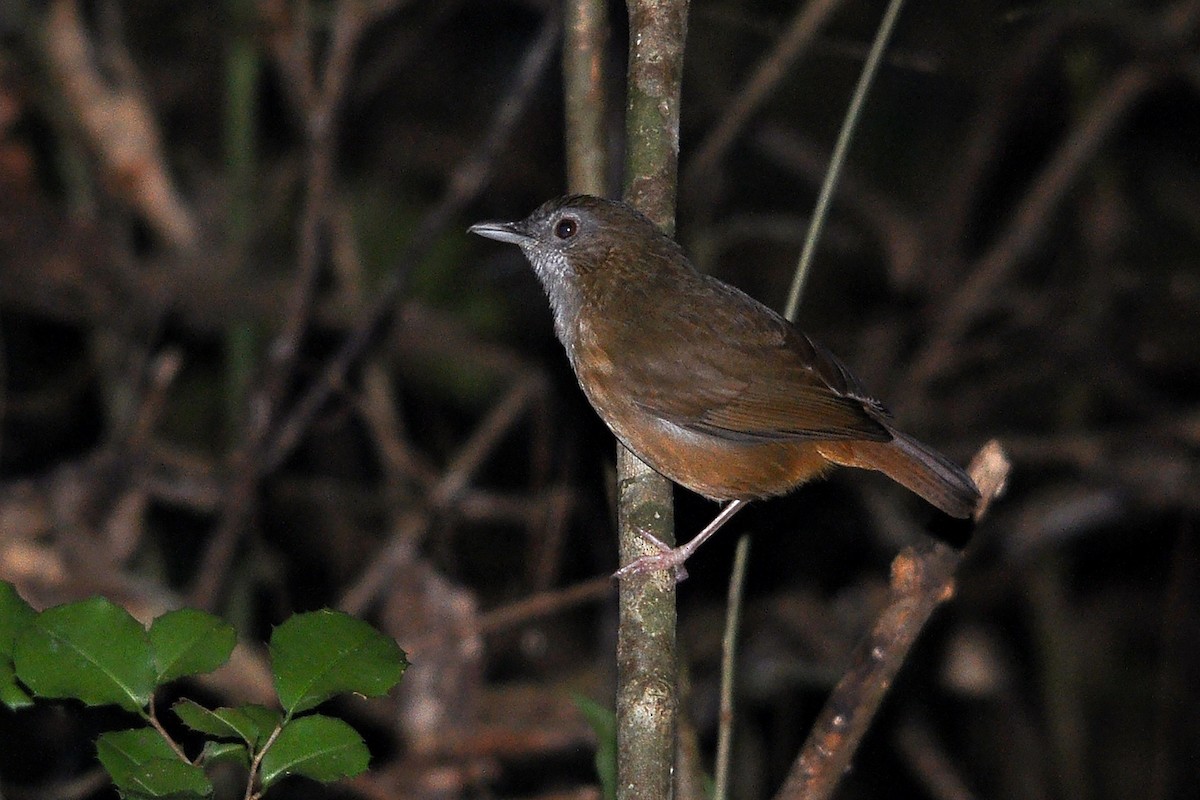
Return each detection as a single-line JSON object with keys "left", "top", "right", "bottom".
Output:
{"left": 468, "top": 220, "right": 532, "bottom": 246}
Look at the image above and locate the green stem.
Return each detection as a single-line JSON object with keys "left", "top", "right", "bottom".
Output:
{"left": 224, "top": 0, "right": 261, "bottom": 436}
{"left": 145, "top": 696, "right": 192, "bottom": 763}
{"left": 246, "top": 722, "right": 285, "bottom": 800}
{"left": 714, "top": 535, "right": 751, "bottom": 800}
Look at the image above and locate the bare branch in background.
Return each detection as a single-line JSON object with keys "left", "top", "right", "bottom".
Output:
{"left": 43, "top": 0, "right": 197, "bottom": 249}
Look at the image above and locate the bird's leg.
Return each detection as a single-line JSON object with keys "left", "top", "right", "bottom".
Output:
{"left": 614, "top": 499, "right": 749, "bottom": 582}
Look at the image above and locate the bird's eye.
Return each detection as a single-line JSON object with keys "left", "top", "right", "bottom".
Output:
{"left": 554, "top": 217, "right": 578, "bottom": 240}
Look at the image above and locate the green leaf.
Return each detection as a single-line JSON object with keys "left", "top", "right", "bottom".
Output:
{"left": 0, "top": 660, "right": 33, "bottom": 710}
{"left": 96, "top": 728, "right": 212, "bottom": 799}
{"left": 0, "top": 583, "right": 35, "bottom": 710}
{"left": 199, "top": 740, "right": 250, "bottom": 769}
{"left": 172, "top": 699, "right": 243, "bottom": 739}
{"left": 269, "top": 610, "right": 407, "bottom": 715}
{"left": 0, "top": 581, "right": 35, "bottom": 656}
{"left": 173, "top": 699, "right": 279, "bottom": 746}
{"left": 14, "top": 597, "right": 154, "bottom": 712}
{"left": 240, "top": 704, "right": 284, "bottom": 742}
{"left": 573, "top": 693, "right": 617, "bottom": 800}
{"left": 259, "top": 714, "right": 369, "bottom": 790}
{"left": 149, "top": 609, "right": 237, "bottom": 683}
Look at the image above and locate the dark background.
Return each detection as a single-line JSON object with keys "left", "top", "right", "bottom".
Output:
{"left": 0, "top": 0, "right": 1197, "bottom": 798}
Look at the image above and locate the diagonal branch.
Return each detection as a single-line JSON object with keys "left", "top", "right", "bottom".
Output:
{"left": 774, "top": 440, "right": 1010, "bottom": 800}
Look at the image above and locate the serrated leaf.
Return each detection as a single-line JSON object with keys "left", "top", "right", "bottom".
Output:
{"left": 1, "top": 661, "right": 33, "bottom": 710}
{"left": 115, "top": 761, "right": 211, "bottom": 800}
{"left": 172, "top": 699, "right": 243, "bottom": 740}
{"left": 269, "top": 610, "right": 407, "bottom": 715}
{"left": 259, "top": 715, "right": 369, "bottom": 790}
{"left": 98, "top": 726, "right": 178, "bottom": 762}
{"left": 14, "top": 597, "right": 154, "bottom": 711}
{"left": 149, "top": 609, "right": 236, "bottom": 683}
{"left": 199, "top": 740, "right": 250, "bottom": 769}
{"left": 0, "top": 581, "right": 35, "bottom": 657}
{"left": 96, "top": 728, "right": 211, "bottom": 799}
{"left": 173, "top": 700, "right": 279, "bottom": 746}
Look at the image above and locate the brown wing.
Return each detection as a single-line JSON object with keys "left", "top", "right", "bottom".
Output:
{"left": 601, "top": 276, "right": 890, "bottom": 444}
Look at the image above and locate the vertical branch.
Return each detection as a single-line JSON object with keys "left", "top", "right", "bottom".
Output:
{"left": 564, "top": 0, "right": 610, "bottom": 197}
{"left": 223, "top": 0, "right": 261, "bottom": 431}
{"left": 615, "top": 445, "right": 678, "bottom": 800}
{"left": 623, "top": 2, "right": 688, "bottom": 229}
{"left": 714, "top": 536, "right": 751, "bottom": 800}
{"left": 618, "top": 4, "right": 688, "bottom": 800}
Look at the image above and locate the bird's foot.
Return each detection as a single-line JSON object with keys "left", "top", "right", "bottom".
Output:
{"left": 613, "top": 528, "right": 690, "bottom": 583}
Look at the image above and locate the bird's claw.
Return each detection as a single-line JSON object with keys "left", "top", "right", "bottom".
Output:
{"left": 613, "top": 528, "right": 690, "bottom": 582}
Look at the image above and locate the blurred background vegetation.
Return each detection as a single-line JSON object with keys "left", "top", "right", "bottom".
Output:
{"left": 0, "top": 0, "right": 1197, "bottom": 798}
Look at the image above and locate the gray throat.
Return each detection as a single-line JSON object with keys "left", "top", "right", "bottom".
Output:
{"left": 524, "top": 245, "right": 585, "bottom": 353}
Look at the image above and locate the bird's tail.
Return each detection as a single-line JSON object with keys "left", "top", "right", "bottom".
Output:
{"left": 817, "top": 430, "right": 980, "bottom": 519}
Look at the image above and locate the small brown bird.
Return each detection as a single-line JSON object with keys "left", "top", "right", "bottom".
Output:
{"left": 470, "top": 195, "right": 979, "bottom": 578}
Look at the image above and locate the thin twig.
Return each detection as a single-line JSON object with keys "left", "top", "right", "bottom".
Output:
{"left": 144, "top": 695, "right": 191, "bottom": 763}
{"left": 895, "top": 715, "right": 982, "bottom": 800}
{"left": 189, "top": 0, "right": 377, "bottom": 610}
{"left": 686, "top": 0, "right": 845, "bottom": 193}
{"left": 476, "top": 574, "right": 614, "bottom": 636}
{"left": 337, "top": 376, "right": 541, "bottom": 615}
{"left": 245, "top": 721, "right": 285, "bottom": 800}
{"left": 752, "top": 126, "right": 922, "bottom": 287}
{"left": 904, "top": 65, "right": 1156, "bottom": 391}
{"left": 260, "top": 9, "right": 561, "bottom": 473}
{"left": 921, "top": 18, "right": 1075, "bottom": 280}
{"left": 192, "top": 7, "right": 560, "bottom": 609}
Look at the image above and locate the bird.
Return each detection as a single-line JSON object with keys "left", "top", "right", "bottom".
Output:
{"left": 470, "top": 194, "right": 979, "bottom": 578}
